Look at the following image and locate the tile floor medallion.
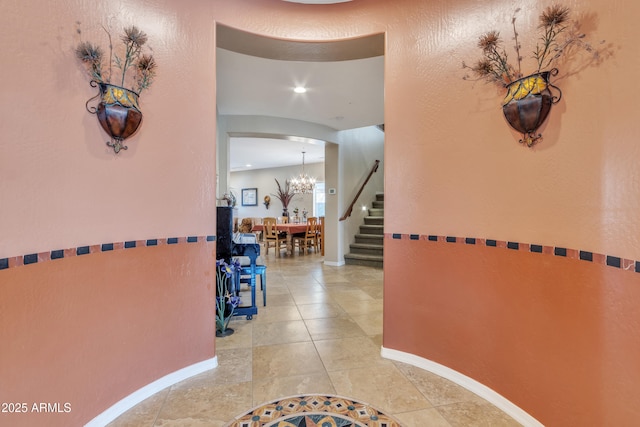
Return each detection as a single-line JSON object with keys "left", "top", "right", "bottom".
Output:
{"left": 225, "top": 394, "right": 401, "bottom": 426}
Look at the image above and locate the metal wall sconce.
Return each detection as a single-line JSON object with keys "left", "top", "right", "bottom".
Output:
{"left": 502, "top": 69, "right": 562, "bottom": 147}
{"left": 86, "top": 81, "right": 143, "bottom": 153}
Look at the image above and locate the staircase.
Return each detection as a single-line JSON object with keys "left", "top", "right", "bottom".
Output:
{"left": 344, "top": 194, "right": 384, "bottom": 268}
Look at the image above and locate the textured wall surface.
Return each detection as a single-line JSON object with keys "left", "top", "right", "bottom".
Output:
{"left": 0, "top": 0, "right": 218, "bottom": 425}
{"left": 0, "top": 242, "right": 216, "bottom": 427}
{"left": 384, "top": 236, "right": 640, "bottom": 425}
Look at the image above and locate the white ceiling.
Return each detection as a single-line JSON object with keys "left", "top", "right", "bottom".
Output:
{"left": 216, "top": 47, "right": 384, "bottom": 172}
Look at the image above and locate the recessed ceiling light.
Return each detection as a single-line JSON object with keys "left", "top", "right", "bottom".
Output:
{"left": 245, "top": 164, "right": 252, "bottom": 168}
{"left": 294, "top": 86, "right": 307, "bottom": 94}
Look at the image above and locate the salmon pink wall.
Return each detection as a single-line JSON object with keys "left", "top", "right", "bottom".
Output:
{"left": 212, "top": 0, "right": 640, "bottom": 425}
{"left": 0, "top": 0, "right": 217, "bottom": 257}
{"left": 384, "top": 237, "right": 640, "bottom": 425}
{"left": 0, "top": 0, "right": 218, "bottom": 425}
{"left": 0, "top": 242, "right": 215, "bottom": 427}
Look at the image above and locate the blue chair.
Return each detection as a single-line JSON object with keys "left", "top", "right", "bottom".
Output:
{"left": 232, "top": 237, "right": 267, "bottom": 308}
{"left": 231, "top": 240, "right": 260, "bottom": 319}
{"left": 241, "top": 262, "right": 266, "bottom": 306}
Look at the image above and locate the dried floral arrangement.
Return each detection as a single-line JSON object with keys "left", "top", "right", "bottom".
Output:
{"left": 273, "top": 178, "right": 295, "bottom": 210}
{"left": 461, "top": 4, "right": 607, "bottom": 147}
{"left": 462, "top": 4, "right": 602, "bottom": 87}
{"left": 76, "top": 25, "right": 157, "bottom": 94}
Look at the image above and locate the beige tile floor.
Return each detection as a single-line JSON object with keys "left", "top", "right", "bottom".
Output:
{"left": 108, "top": 250, "right": 521, "bottom": 427}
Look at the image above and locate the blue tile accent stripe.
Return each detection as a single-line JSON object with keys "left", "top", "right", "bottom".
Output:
{"left": 24, "top": 254, "right": 38, "bottom": 264}
{"left": 607, "top": 256, "right": 621, "bottom": 268}
{"left": 580, "top": 251, "right": 593, "bottom": 261}
{"left": 530, "top": 244, "right": 543, "bottom": 253}
{"left": 385, "top": 233, "right": 640, "bottom": 274}
{"left": 1, "top": 235, "right": 216, "bottom": 271}
{"left": 51, "top": 250, "right": 64, "bottom": 259}
{"left": 555, "top": 247, "right": 567, "bottom": 257}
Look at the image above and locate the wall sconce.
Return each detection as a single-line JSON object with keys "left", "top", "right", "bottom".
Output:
{"left": 462, "top": 5, "right": 605, "bottom": 147}
{"left": 76, "top": 26, "right": 156, "bottom": 153}
{"left": 502, "top": 69, "right": 562, "bottom": 147}
{"left": 86, "top": 81, "right": 142, "bottom": 153}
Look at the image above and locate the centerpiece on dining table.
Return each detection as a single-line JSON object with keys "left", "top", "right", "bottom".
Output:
{"left": 273, "top": 179, "right": 295, "bottom": 217}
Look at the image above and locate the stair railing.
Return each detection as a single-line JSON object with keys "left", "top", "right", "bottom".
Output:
{"left": 340, "top": 159, "right": 380, "bottom": 221}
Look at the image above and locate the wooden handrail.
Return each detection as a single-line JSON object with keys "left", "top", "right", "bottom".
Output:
{"left": 340, "top": 160, "right": 380, "bottom": 221}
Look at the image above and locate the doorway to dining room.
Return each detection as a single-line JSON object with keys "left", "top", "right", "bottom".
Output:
{"left": 215, "top": 23, "right": 384, "bottom": 265}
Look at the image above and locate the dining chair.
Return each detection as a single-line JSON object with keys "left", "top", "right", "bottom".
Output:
{"left": 317, "top": 216, "right": 325, "bottom": 256}
{"left": 262, "top": 217, "right": 286, "bottom": 256}
{"left": 292, "top": 217, "right": 319, "bottom": 255}
{"left": 233, "top": 255, "right": 267, "bottom": 307}
{"left": 277, "top": 216, "right": 289, "bottom": 224}
{"left": 252, "top": 217, "right": 263, "bottom": 241}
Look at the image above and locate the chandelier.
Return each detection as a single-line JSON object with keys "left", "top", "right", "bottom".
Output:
{"left": 290, "top": 151, "right": 316, "bottom": 194}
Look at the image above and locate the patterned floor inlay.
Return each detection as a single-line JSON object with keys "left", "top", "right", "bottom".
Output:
{"left": 226, "top": 394, "right": 402, "bottom": 426}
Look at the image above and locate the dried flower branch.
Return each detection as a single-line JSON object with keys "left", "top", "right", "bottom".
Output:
{"left": 272, "top": 178, "right": 295, "bottom": 209}
{"left": 534, "top": 5, "right": 571, "bottom": 72}
{"left": 76, "top": 25, "right": 157, "bottom": 94}
{"left": 136, "top": 54, "right": 157, "bottom": 92}
{"left": 75, "top": 42, "right": 104, "bottom": 82}
{"left": 462, "top": 4, "right": 603, "bottom": 87}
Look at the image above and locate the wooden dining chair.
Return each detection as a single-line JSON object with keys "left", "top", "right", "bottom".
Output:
{"left": 317, "top": 216, "right": 325, "bottom": 256}
{"left": 293, "top": 217, "right": 319, "bottom": 255}
{"left": 262, "top": 217, "right": 286, "bottom": 256}
{"left": 252, "top": 217, "right": 263, "bottom": 241}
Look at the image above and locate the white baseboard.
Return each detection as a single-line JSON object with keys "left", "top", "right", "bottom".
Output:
{"left": 85, "top": 357, "right": 218, "bottom": 427}
{"left": 324, "top": 260, "right": 345, "bottom": 266}
{"left": 380, "top": 347, "right": 543, "bottom": 427}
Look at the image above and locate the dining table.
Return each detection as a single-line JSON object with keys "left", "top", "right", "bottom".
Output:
{"left": 252, "top": 222, "right": 308, "bottom": 255}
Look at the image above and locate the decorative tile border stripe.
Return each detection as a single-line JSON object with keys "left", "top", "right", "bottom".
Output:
{"left": 384, "top": 233, "right": 639, "bottom": 273}
{"left": 0, "top": 235, "right": 216, "bottom": 271}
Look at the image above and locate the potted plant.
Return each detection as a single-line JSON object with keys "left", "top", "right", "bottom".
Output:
{"left": 215, "top": 258, "right": 242, "bottom": 337}
{"left": 76, "top": 26, "right": 157, "bottom": 153}
{"left": 463, "top": 5, "right": 604, "bottom": 147}
{"left": 272, "top": 178, "right": 295, "bottom": 217}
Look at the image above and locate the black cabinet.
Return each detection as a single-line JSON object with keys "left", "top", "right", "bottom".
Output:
{"left": 216, "top": 206, "right": 234, "bottom": 262}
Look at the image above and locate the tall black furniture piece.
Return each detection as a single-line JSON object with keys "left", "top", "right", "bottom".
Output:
{"left": 216, "top": 206, "right": 234, "bottom": 262}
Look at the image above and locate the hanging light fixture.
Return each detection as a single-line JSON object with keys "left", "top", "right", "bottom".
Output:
{"left": 290, "top": 151, "right": 316, "bottom": 194}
